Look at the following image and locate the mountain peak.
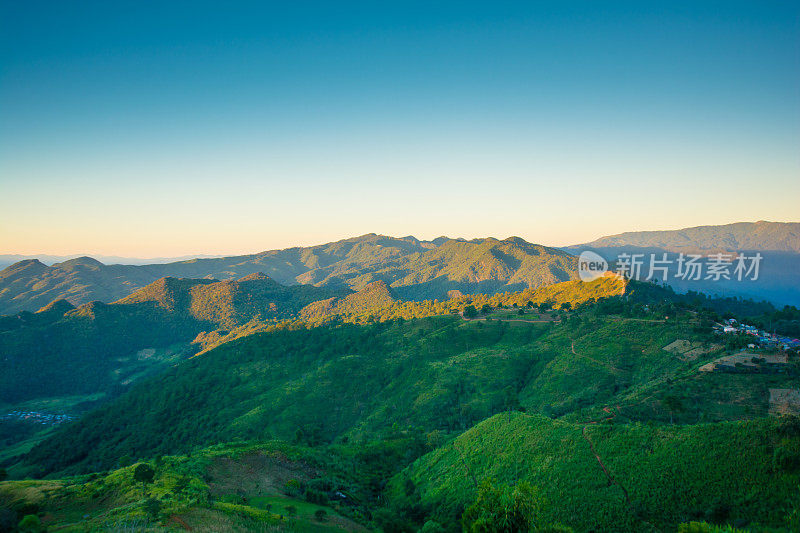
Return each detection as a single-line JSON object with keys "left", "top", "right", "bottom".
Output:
{"left": 431, "top": 236, "right": 452, "bottom": 246}
{"left": 116, "top": 276, "right": 217, "bottom": 309}
{"left": 3, "top": 258, "right": 46, "bottom": 270}
{"left": 361, "top": 279, "right": 392, "bottom": 293}
{"left": 237, "top": 272, "right": 273, "bottom": 282}
{"left": 54, "top": 256, "right": 105, "bottom": 270}
{"left": 36, "top": 299, "right": 76, "bottom": 314}
{"left": 0, "top": 258, "right": 50, "bottom": 281}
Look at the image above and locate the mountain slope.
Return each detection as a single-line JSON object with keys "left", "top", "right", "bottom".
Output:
{"left": 0, "top": 235, "right": 577, "bottom": 314}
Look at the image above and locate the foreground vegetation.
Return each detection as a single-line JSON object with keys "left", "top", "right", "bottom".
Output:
{"left": 1, "top": 440, "right": 368, "bottom": 532}
{"left": 3, "top": 414, "right": 798, "bottom": 532}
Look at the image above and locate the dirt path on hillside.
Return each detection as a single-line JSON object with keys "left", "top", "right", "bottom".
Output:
{"left": 611, "top": 317, "right": 667, "bottom": 323}
{"left": 581, "top": 407, "right": 660, "bottom": 531}
{"left": 459, "top": 312, "right": 561, "bottom": 324}
{"left": 581, "top": 407, "right": 630, "bottom": 504}
{"left": 570, "top": 340, "right": 625, "bottom": 374}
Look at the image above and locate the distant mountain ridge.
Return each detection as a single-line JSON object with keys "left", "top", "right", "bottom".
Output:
{"left": 577, "top": 221, "right": 800, "bottom": 253}
{"left": 3, "top": 222, "right": 798, "bottom": 315}
{"left": 566, "top": 221, "right": 800, "bottom": 307}
{"left": 0, "top": 235, "right": 577, "bottom": 315}
{"left": 0, "top": 253, "right": 225, "bottom": 270}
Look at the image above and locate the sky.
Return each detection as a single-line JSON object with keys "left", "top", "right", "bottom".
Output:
{"left": 1, "top": 1, "right": 798, "bottom": 257}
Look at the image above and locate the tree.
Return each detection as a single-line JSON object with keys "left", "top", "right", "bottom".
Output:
{"left": 144, "top": 497, "right": 161, "bottom": 519}
{"left": 661, "top": 395, "right": 684, "bottom": 424}
{"left": 18, "top": 514, "right": 43, "bottom": 533}
{"left": 0, "top": 468, "right": 7, "bottom": 481}
{"left": 462, "top": 480, "right": 541, "bottom": 532}
{"left": 314, "top": 509, "right": 327, "bottom": 522}
{"left": 464, "top": 305, "right": 478, "bottom": 318}
{"left": 134, "top": 463, "right": 155, "bottom": 495}
{"left": 420, "top": 520, "right": 446, "bottom": 533}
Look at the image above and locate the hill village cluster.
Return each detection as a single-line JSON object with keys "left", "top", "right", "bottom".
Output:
{"left": 716, "top": 318, "right": 800, "bottom": 351}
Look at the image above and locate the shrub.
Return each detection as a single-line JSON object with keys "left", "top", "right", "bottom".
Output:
{"left": 420, "top": 520, "right": 446, "bottom": 533}
{"left": 144, "top": 497, "right": 161, "bottom": 519}
{"left": 305, "top": 488, "right": 328, "bottom": 504}
{"left": 773, "top": 445, "right": 800, "bottom": 472}
{"left": 462, "top": 480, "right": 540, "bottom": 532}
{"left": 18, "top": 514, "right": 43, "bottom": 533}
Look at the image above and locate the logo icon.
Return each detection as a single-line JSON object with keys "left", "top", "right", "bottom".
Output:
{"left": 578, "top": 250, "right": 608, "bottom": 282}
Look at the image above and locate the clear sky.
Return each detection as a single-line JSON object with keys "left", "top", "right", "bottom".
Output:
{"left": 1, "top": 1, "right": 798, "bottom": 257}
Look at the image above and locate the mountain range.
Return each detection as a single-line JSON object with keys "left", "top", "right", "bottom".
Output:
{"left": 3, "top": 221, "right": 798, "bottom": 317}
{"left": 0, "top": 235, "right": 577, "bottom": 315}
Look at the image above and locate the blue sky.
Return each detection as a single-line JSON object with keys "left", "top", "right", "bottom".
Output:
{"left": 1, "top": 1, "right": 798, "bottom": 256}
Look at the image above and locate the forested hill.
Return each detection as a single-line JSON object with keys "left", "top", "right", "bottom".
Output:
{"left": 0, "top": 274, "right": 343, "bottom": 403}
{"left": 0, "top": 275, "right": 620, "bottom": 407}
{"left": 0, "top": 234, "right": 577, "bottom": 315}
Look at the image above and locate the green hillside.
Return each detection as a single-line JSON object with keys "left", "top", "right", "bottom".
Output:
{"left": 383, "top": 412, "right": 800, "bottom": 532}
{"left": 20, "top": 283, "right": 791, "bottom": 478}
{"left": 0, "top": 297, "right": 198, "bottom": 404}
